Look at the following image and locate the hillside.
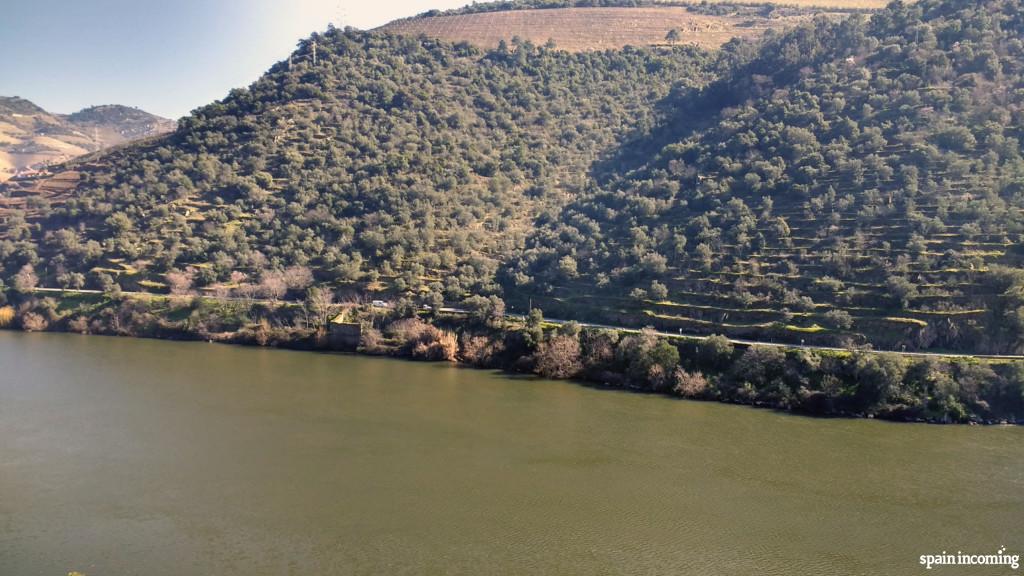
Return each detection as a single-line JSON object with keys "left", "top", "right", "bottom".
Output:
{"left": 379, "top": 3, "right": 865, "bottom": 52}
{"left": 0, "top": 97, "right": 175, "bottom": 181}
{"left": 0, "top": 32, "right": 710, "bottom": 297}
{"left": 514, "top": 0, "right": 1024, "bottom": 354}
{"left": 3, "top": 0, "right": 1024, "bottom": 357}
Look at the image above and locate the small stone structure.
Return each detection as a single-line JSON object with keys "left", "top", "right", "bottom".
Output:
{"left": 329, "top": 312, "right": 362, "bottom": 351}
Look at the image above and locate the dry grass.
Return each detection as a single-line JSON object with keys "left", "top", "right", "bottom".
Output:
{"left": 380, "top": 6, "right": 842, "bottom": 52}
{"left": 660, "top": 0, "right": 888, "bottom": 6}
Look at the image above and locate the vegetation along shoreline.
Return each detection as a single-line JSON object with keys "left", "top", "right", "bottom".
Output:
{"left": 1, "top": 284, "right": 1021, "bottom": 426}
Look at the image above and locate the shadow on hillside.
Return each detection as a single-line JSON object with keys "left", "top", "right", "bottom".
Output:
{"left": 588, "top": 82, "right": 722, "bottom": 185}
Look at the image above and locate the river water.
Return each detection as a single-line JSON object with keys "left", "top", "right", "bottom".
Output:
{"left": 1, "top": 331, "right": 1021, "bottom": 575}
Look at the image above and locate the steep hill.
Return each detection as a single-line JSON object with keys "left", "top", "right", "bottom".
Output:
{"left": 3, "top": 0, "right": 1024, "bottom": 356}
{"left": 379, "top": 3, "right": 867, "bottom": 52}
{"left": 514, "top": 0, "right": 1024, "bottom": 353}
{"left": 0, "top": 97, "right": 175, "bottom": 181}
{"left": 0, "top": 32, "right": 709, "bottom": 296}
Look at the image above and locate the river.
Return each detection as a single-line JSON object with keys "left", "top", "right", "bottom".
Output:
{"left": 1, "top": 331, "right": 1021, "bottom": 575}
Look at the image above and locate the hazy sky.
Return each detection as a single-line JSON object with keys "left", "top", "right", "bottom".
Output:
{"left": 0, "top": 0, "right": 469, "bottom": 119}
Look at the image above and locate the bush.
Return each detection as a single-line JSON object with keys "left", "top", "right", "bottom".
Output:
{"left": 673, "top": 368, "right": 710, "bottom": 398}
{"left": 19, "top": 311, "right": 48, "bottom": 332}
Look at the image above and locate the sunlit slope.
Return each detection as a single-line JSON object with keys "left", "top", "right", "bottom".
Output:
{"left": 378, "top": 5, "right": 866, "bottom": 52}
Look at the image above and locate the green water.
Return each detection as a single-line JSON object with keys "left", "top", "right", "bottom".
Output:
{"left": 1, "top": 331, "right": 1021, "bottom": 575}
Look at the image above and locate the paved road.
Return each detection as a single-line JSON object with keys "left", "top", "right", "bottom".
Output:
{"left": 29, "top": 289, "right": 1024, "bottom": 361}
{"left": 32, "top": 287, "right": 280, "bottom": 306}
{"left": 438, "top": 308, "right": 1024, "bottom": 361}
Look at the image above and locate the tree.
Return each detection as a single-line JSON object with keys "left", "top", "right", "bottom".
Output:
{"left": 666, "top": 29, "right": 682, "bottom": 44}
{"left": 616, "top": 328, "right": 679, "bottom": 390}
{"left": 304, "top": 287, "right": 337, "bottom": 331}
{"left": 824, "top": 309, "right": 854, "bottom": 330}
{"left": 649, "top": 281, "right": 669, "bottom": 301}
{"left": 886, "top": 276, "right": 918, "bottom": 309}
{"left": 19, "top": 311, "right": 47, "bottom": 332}
{"left": 12, "top": 264, "right": 38, "bottom": 294}
{"left": 850, "top": 353, "right": 908, "bottom": 413}
{"left": 284, "top": 266, "right": 314, "bottom": 291}
{"left": 57, "top": 272, "right": 86, "bottom": 290}
{"left": 524, "top": 307, "right": 545, "bottom": 348}
{"left": 166, "top": 269, "right": 194, "bottom": 295}
{"left": 557, "top": 255, "right": 579, "bottom": 279}
{"left": 463, "top": 295, "right": 506, "bottom": 325}
{"left": 728, "top": 346, "right": 788, "bottom": 401}
{"left": 260, "top": 270, "right": 288, "bottom": 301}
{"left": 700, "top": 335, "right": 735, "bottom": 371}
{"left": 535, "top": 333, "right": 583, "bottom": 379}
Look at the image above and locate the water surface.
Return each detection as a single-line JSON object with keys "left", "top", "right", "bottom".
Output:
{"left": 1, "top": 331, "right": 1021, "bottom": 575}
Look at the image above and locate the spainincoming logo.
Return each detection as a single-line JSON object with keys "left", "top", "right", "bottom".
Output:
{"left": 920, "top": 547, "right": 1019, "bottom": 570}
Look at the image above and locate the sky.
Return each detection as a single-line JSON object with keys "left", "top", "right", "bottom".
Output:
{"left": 0, "top": 0, "right": 469, "bottom": 119}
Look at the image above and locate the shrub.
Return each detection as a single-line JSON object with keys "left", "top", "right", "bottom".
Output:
{"left": 674, "top": 368, "right": 710, "bottom": 398}
{"left": 411, "top": 329, "right": 458, "bottom": 362}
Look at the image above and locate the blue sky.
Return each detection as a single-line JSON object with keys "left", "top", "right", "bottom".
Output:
{"left": 0, "top": 0, "right": 469, "bottom": 119}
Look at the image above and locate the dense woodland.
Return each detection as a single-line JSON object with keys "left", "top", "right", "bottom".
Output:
{"left": 2, "top": 0, "right": 1024, "bottom": 419}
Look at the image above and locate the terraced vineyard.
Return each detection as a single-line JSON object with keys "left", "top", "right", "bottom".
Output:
{"left": 380, "top": 6, "right": 833, "bottom": 51}
{"left": 529, "top": 195, "right": 1022, "bottom": 354}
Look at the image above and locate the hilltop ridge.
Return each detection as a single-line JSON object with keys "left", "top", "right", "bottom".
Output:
{"left": 379, "top": 1, "right": 878, "bottom": 52}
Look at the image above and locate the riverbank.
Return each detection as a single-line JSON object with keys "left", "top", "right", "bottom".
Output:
{"left": 1, "top": 289, "right": 1022, "bottom": 425}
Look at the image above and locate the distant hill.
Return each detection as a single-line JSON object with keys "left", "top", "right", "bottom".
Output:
{"left": 378, "top": 1, "right": 884, "bottom": 52}
{"left": 0, "top": 97, "right": 175, "bottom": 181}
